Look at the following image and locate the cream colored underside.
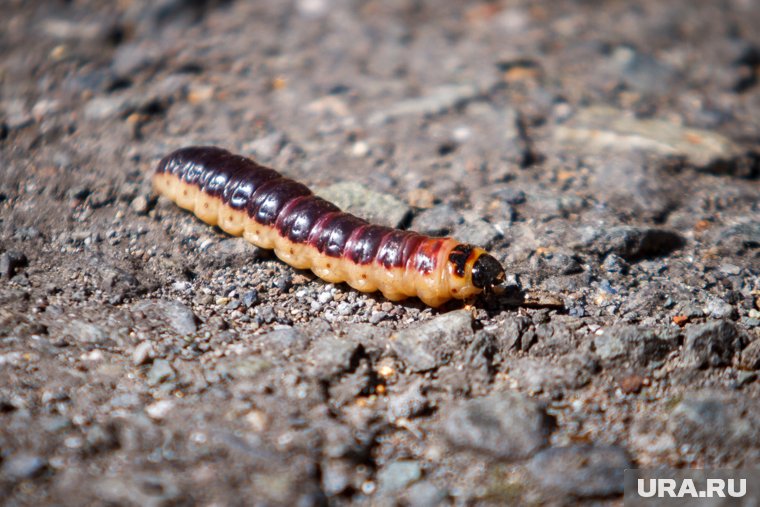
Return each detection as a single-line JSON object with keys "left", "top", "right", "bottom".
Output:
{"left": 154, "top": 174, "right": 482, "bottom": 307}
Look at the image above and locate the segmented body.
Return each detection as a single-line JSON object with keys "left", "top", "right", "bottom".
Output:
{"left": 153, "top": 146, "right": 503, "bottom": 307}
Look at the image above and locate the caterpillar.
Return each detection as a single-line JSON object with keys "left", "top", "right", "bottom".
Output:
{"left": 152, "top": 146, "right": 505, "bottom": 307}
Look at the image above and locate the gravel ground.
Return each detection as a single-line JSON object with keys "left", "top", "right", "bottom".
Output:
{"left": 1, "top": 0, "right": 759, "bottom": 505}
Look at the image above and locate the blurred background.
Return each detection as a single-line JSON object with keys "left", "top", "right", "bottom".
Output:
{"left": 1, "top": 1, "right": 759, "bottom": 505}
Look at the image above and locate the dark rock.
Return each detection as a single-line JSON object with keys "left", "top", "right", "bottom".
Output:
{"left": 684, "top": 321, "right": 747, "bottom": 368}
{"left": 579, "top": 226, "right": 684, "bottom": 261}
{"left": 242, "top": 290, "right": 259, "bottom": 308}
{"left": 442, "top": 392, "right": 553, "bottom": 460}
{"left": 411, "top": 204, "right": 463, "bottom": 235}
{"left": 594, "top": 325, "right": 678, "bottom": 366}
{"left": 0, "top": 250, "right": 28, "bottom": 278}
{"left": 390, "top": 310, "right": 474, "bottom": 372}
{"left": 274, "top": 272, "right": 293, "bottom": 292}
{"left": 526, "top": 445, "right": 632, "bottom": 498}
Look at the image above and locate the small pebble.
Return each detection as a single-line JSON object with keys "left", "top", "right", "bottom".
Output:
{"left": 0, "top": 250, "right": 28, "bottom": 278}
{"left": 146, "top": 359, "right": 175, "bottom": 386}
{"left": 132, "top": 341, "right": 154, "bottom": 366}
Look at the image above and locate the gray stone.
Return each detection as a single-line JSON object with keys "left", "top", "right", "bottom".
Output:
{"left": 740, "top": 340, "right": 760, "bottom": 370}
{"left": 2, "top": 453, "right": 47, "bottom": 481}
{"left": 442, "top": 392, "right": 553, "bottom": 460}
{"left": 317, "top": 182, "right": 410, "bottom": 228}
{"left": 533, "top": 250, "right": 583, "bottom": 276}
{"left": 62, "top": 320, "right": 112, "bottom": 346}
{"left": 369, "top": 83, "right": 481, "bottom": 124}
{"left": 492, "top": 187, "right": 526, "bottom": 205}
{"left": 488, "top": 315, "right": 533, "bottom": 352}
{"left": 134, "top": 300, "right": 197, "bottom": 335}
{"left": 526, "top": 445, "right": 632, "bottom": 498}
{"left": 684, "top": 321, "right": 747, "bottom": 368}
{"left": 588, "top": 153, "right": 674, "bottom": 222}
{"left": 579, "top": 226, "right": 684, "bottom": 261}
{"left": 242, "top": 290, "right": 259, "bottom": 308}
{"left": 306, "top": 336, "right": 359, "bottom": 377}
{"left": 378, "top": 460, "right": 422, "bottom": 493}
{"left": 594, "top": 325, "right": 678, "bottom": 366}
{"left": 704, "top": 298, "right": 737, "bottom": 320}
{"left": 111, "top": 41, "right": 158, "bottom": 77}
{"left": 710, "top": 223, "right": 760, "bottom": 253}
{"left": 390, "top": 310, "right": 474, "bottom": 372}
{"left": 146, "top": 359, "right": 175, "bottom": 386}
{"left": 403, "top": 481, "right": 448, "bottom": 507}
{"left": 246, "top": 131, "right": 286, "bottom": 160}
{"left": 200, "top": 238, "right": 261, "bottom": 269}
{"left": 130, "top": 195, "right": 150, "bottom": 214}
{"left": 387, "top": 379, "right": 428, "bottom": 421}
{"left": 554, "top": 105, "right": 749, "bottom": 173}
{"left": 602, "top": 253, "right": 629, "bottom": 274}
{"left": 0, "top": 250, "right": 27, "bottom": 278}
{"left": 132, "top": 341, "right": 154, "bottom": 366}
{"left": 452, "top": 219, "right": 502, "bottom": 249}
{"left": 83, "top": 95, "right": 132, "bottom": 120}
{"left": 604, "top": 46, "right": 677, "bottom": 95}
{"left": 506, "top": 354, "right": 597, "bottom": 394}
{"left": 321, "top": 459, "right": 354, "bottom": 496}
{"left": 667, "top": 392, "right": 759, "bottom": 450}
{"left": 411, "top": 204, "right": 463, "bottom": 235}
{"left": 257, "top": 326, "right": 311, "bottom": 354}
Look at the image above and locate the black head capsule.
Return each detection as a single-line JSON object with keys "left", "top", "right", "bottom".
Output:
{"left": 471, "top": 254, "right": 506, "bottom": 291}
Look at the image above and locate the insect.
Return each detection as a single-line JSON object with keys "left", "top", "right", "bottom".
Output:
{"left": 152, "top": 146, "right": 505, "bottom": 307}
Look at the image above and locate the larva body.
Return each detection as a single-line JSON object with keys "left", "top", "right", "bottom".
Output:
{"left": 153, "top": 147, "right": 505, "bottom": 307}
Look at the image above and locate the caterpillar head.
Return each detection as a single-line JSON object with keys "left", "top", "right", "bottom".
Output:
{"left": 471, "top": 253, "right": 505, "bottom": 292}
{"left": 447, "top": 244, "right": 505, "bottom": 298}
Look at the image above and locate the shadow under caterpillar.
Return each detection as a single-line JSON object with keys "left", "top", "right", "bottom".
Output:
{"left": 153, "top": 146, "right": 505, "bottom": 307}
